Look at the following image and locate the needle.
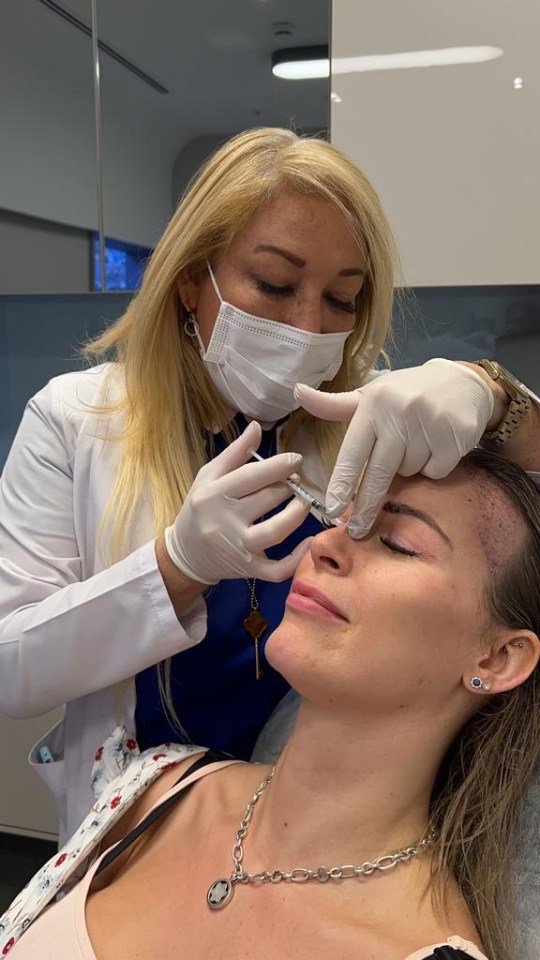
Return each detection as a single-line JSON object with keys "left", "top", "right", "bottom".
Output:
{"left": 250, "top": 450, "right": 344, "bottom": 529}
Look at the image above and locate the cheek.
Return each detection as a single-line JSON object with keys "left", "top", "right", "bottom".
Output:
{"left": 268, "top": 566, "right": 485, "bottom": 709}
{"left": 354, "top": 570, "right": 481, "bottom": 668}
{"left": 393, "top": 586, "right": 450, "bottom": 631}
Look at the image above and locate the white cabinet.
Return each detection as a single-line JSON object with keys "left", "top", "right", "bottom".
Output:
{"left": 0, "top": 709, "right": 63, "bottom": 840}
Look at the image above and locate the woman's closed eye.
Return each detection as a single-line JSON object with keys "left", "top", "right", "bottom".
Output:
{"left": 379, "top": 535, "right": 418, "bottom": 558}
{"left": 256, "top": 279, "right": 294, "bottom": 298}
{"left": 326, "top": 294, "right": 356, "bottom": 314}
{"left": 255, "top": 278, "right": 355, "bottom": 314}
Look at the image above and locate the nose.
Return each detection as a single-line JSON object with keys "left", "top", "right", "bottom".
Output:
{"left": 287, "top": 295, "right": 324, "bottom": 334}
{"left": 309, "top": 522, "right": 354, "bottom": 575}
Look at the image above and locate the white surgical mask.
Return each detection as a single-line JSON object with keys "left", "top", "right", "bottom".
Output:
{"left": 190, "top": 262, "right": 353, "bottom": 423}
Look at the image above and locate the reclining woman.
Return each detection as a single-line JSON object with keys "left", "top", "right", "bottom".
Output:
{"left": 2, "top": 447, "right": 539, "bottom": 960}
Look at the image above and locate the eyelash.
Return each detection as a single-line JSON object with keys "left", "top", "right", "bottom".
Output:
{"left": 256, "top": 279, "right": 356, "bottom": 314}
{"left": 379, "top": 536, "right": 418, "bottom": 558}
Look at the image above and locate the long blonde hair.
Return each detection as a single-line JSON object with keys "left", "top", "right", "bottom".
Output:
{"left": 84, "top": 127, "right": 397, "bottom": 559}
{"left": 430, "top": 449, "right": 540, "bottom": 960}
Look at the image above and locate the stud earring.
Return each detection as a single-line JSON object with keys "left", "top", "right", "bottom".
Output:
{"left": 471, "top": 677, "right": 492, "bottom": 692}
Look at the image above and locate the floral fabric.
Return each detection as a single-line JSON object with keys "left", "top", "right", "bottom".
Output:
{"left": 0, "top": 727, "right": 203, "bottom": 956}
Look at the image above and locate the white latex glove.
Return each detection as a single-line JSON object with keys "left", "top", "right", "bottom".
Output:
{"left": 295, "top": 358, "right": 494, "bottom": 538}
{"left": 165, "top": 420, "right": 311, "bottom": 584}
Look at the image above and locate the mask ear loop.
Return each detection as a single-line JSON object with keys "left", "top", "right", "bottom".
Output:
{"left": 183, "top": 261, "right": 223, "bottom": 358}
{"left": 206, "top": 259, "right": 224, "bottom": 304}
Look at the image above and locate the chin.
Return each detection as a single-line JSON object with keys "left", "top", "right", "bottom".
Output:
{"left": 263, "top": 624, "right": 287, "bottom": 672}
{"left": 264, "top": 623, "right": 316, "bottom": 692}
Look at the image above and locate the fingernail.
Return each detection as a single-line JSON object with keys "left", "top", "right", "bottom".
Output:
{"left": 293, "top": 383, "right": 307, "bottom": 400}
{"left": 289, "top": 453, "right": 303, "bottom": 465}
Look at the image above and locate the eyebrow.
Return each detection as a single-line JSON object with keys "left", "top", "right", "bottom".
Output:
{"left": 254, "top": 243, "right": 364, "bottom": 277}
{"left": 382, "top": 501, "right": 454, "bottom": 550}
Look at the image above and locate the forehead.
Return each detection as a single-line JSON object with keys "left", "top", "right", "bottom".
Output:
{"left": 389, "top": 470, "right": 524, "bottom": 574}
{"left": 229, "top": 189, "right": 364, "bottom": 266}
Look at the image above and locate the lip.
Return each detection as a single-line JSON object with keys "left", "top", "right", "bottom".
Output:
{"left": 287, "top": 579, "right": 348, "bottom": 622}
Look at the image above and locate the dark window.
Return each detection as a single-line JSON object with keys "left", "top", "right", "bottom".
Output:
{"left": 92, "top": 234, "right": 152, "bottom": 291}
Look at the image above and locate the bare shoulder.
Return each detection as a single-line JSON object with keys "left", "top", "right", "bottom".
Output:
{"left": 440, "top": 880, "right": 483, "bottom": 945}
{"left": 406, "top": 879, "right": 483, "bottom": 956}
{"left": 104, "top": 752, "right": 206, "bottom": 851}
{"left": 360, "top": 869, "right": 483, "bottom": 959}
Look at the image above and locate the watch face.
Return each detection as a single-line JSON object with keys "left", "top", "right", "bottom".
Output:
{"left": 476, "top": 359, "right": 530, "bottom": 402}
{"left": 495, "top": 363, "right": 528, "bottom": 395}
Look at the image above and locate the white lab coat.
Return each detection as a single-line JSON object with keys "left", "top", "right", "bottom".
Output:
{"left": 0, "top": 363, "right": 331, "bottom": 843}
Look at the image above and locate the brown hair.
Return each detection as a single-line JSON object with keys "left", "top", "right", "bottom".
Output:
{"left": 430, "top": 447, "right": 540, "bottom": 960}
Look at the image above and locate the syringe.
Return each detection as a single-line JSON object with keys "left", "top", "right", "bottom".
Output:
{"left": 250, "top": 450, "right": 344, "bottom": 529}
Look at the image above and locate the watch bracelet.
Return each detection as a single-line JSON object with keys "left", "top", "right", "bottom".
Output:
{"left": 482, "top": 395, "right": 531, "bottom": 444}
{"left": 474, "top": 359, "right": 531, "bottom": 445}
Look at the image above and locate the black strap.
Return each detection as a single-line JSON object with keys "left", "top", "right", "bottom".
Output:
{"left": 431, "top": 949, "right": 480, "bottom": 959}
{"left": 95, "top": 749, "right": 231, "bottom": 877}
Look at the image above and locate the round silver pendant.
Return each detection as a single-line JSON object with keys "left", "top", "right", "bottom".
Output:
{"left": 206, "top": 877, "right": 234, "bottom": 910}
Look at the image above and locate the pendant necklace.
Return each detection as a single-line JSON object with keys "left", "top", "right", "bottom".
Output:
{"left": 206, "top": 766, "right": 436, "bottom": 909}
{"left": 243, "top": 578, "right": 268, "bottom": 680}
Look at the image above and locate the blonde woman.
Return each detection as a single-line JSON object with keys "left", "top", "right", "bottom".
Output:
{"left": 0, "top": 128, "right": 538, "bottom": 844}
{"left": 2, "top": 449, "right": 540, "bottom": 960}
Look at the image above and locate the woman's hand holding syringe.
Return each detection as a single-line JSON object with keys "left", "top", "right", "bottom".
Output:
{"left": 250, "top": 451, "right": 344, "bottom": 529}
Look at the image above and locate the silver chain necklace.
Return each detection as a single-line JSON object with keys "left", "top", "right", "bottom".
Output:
{"left": 206, "top": 765, "right": 436, "bottom": 910}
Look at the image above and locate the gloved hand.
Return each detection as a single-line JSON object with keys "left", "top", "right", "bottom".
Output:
{"left": 295, "top": 358, "right": 494, "bottom": 538}
{"left": 165, "top": 420, "right": 311, "bottom": 583}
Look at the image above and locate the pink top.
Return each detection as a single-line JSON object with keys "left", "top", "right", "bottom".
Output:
{"left": 9, "top": 784, "right": 489, "bottom": 960}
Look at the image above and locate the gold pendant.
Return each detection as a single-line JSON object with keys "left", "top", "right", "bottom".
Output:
{"left": 243, "top": 609, "right": 269, "bottom": 680}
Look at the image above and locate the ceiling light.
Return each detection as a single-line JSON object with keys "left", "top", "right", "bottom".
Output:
{"left": 272, "top": 46, "right": 329, "bottom": 79}
{"left": 513, "top": 76, "right": 524, "bottom": 89}
{"left": 272, "top": 45, "right": 503, "bottom": 80}
{"left": 333, "top": 46, "right": 504, "bottom": 74}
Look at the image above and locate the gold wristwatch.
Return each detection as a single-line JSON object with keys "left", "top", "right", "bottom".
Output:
{"left": 474, "top": 359, "right": 531, "bottom": 444}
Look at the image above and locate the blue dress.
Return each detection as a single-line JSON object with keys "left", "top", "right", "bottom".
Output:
{"left": 135, "top": 415, "right": 324, "bottom": 759}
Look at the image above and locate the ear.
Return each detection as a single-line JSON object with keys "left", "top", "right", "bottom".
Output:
{"left": 177, "top": 267, "right": 202, "bottom": 313}
{"left": 464, "top": 628, "right": 540, "bottom": 696}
